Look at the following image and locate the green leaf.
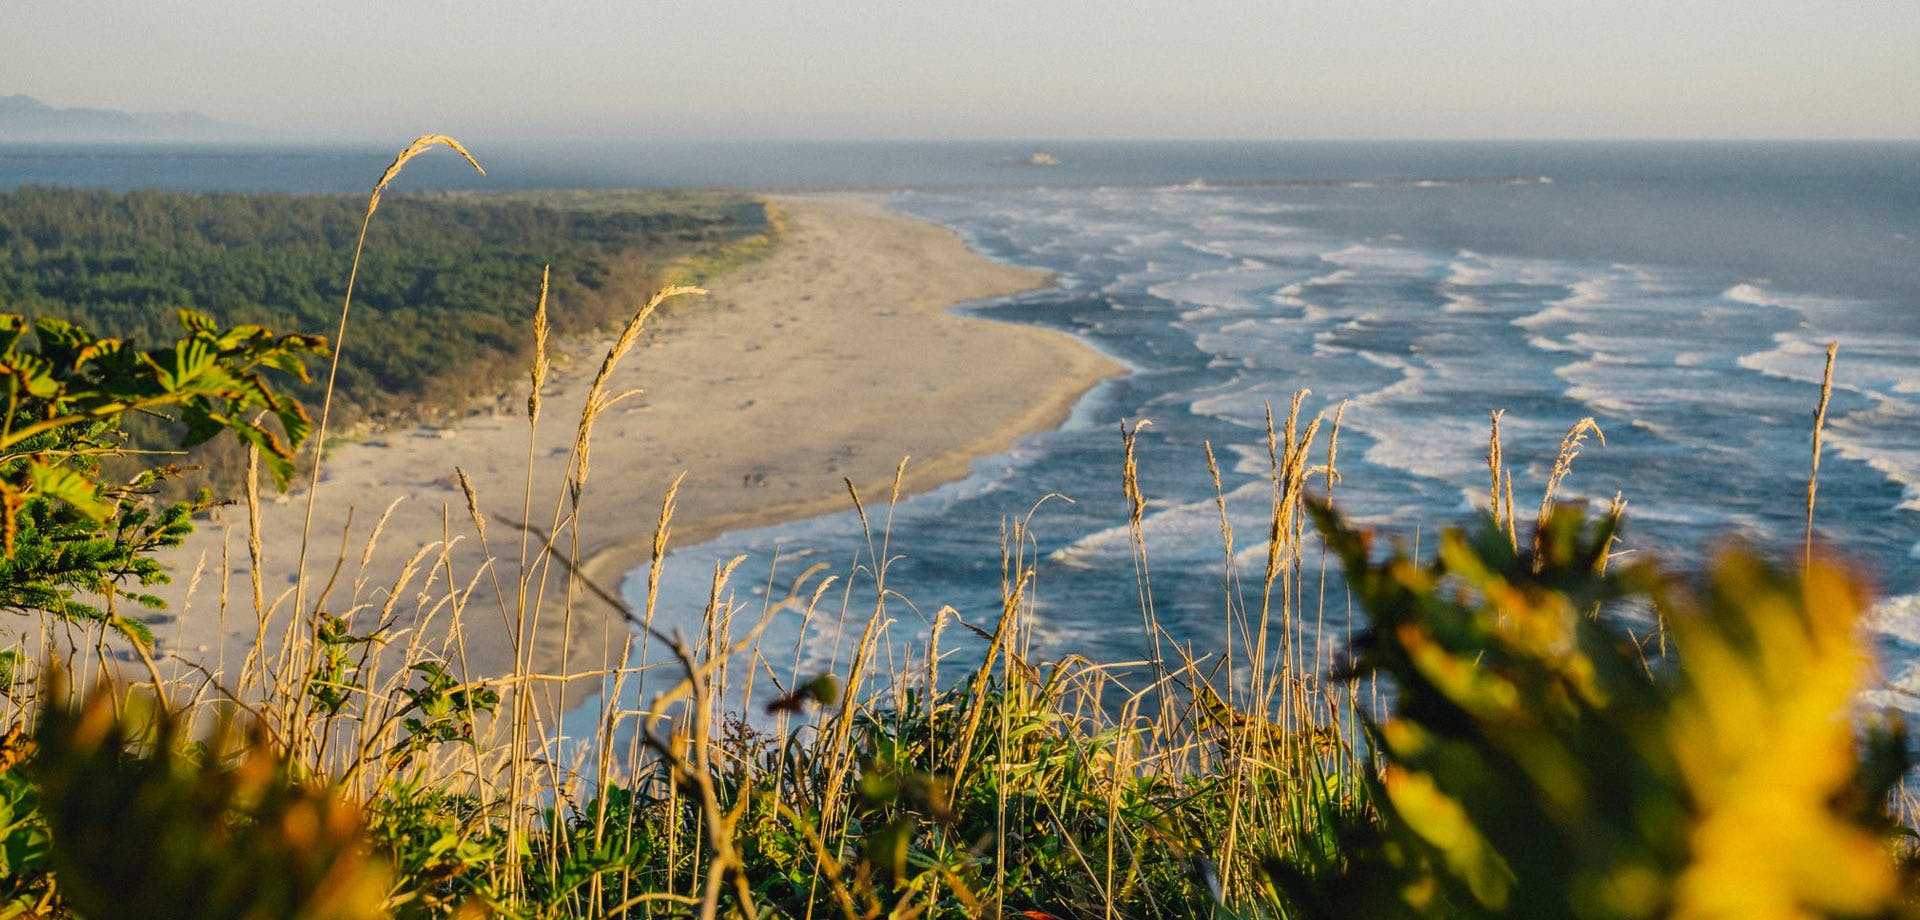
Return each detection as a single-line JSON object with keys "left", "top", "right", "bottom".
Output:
{"left": 176, "top": 307, "right": 218, "bottom": 336}
{"left": 108, "top": 615, "right": 154, "bottom": 650}
{"left": 170, "top": 338, "right": 215, "bottom": 390}
{"left": 27, "top": 461, "right": 112, "bottom": 522}
{"left": 6, "top": 354, "right": 59, "bottom": 400}
{"left": 0, "top": 315, "right": 26, "bottom": 354}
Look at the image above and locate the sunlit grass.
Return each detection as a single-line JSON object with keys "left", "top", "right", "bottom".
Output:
{"left": 0, "top": 137, "right": 1910, "bottom": 920}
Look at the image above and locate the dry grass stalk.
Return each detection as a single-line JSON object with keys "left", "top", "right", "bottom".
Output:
{"left": 496, "top": 280, "right": 701, "bottom": 880}
{"left": 1807, "top": 341, "right": 1838, "bottom": 568}
{"left": 1254, "top": 392, "right": 1324, "bottom": 714}
{"left": 283, "top": 136, "right": 484, "bottom": 755}
{"left": 1312, "top": 400, "right": 1347, "bottom": 682}
{"left": 1119, "top": 418, "right": 1174, "bottom": 727}
{"left": 528, "top": 266, "right": 551, "bottom": 425}
{"left": 1534, "top": 416, "right": 1604, "bottom": 560}
{"left": 241, "top": 444, "right": 268, "bottom": 695}
{"left": 1600, "top": 490, "right": 1630, "bottom": 577}
{"left": 1324, "top": 399, "right": 1346, "bottom": 497}
{"left": 1261, "top": 404, "right": 1285, "bottom": 599}
{"left": 571, "top": 284, "right": 704, "bottom": 493}
{"left": 1487, "top": 410, "right": 1524, "bottom": 553}
{"left": 1503, "top": 469, "right": 1519, "bottom": 551}
{"left": 1203, "top": 442, "right": 1244, "bottom": 685}
{"left": 634, "top": 472, "right": 685, "bottom": 685}
{"left": 1488, "top": 409, "right": 1507, "bottom": 529}
{"left": 296, "top": 135, "right": 484, "bottom": 615}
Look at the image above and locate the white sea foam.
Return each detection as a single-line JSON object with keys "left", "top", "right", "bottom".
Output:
{"left": 1154, "top": 270, "right": 1269, "bottom": 317}
{"left": 1048, "top": 480, "right": 1270, "bottom": 569}
{"left": 1351, "top": 348, "right": 1412, "bottom": 373}
{"left": 1866, "top": 594, "right": 1920, "bottom": 717}
{"left": 1317, "top": 244, "right": 1446, "bottom": 275}
{"left": 1120, "top": 230, "right": 1176, "bottom": 252}
{"left": 1272, "top": 282, "right": 1311, "bottom": 308}
{"left": 1179, "top": 238, "right": 1237, "bottom": 260}
{"left": 1823, "top": 400, "right": 1920, "bottom": 513}
{"left": 1516, "top": 275, "right": 1618, "bottom": 329}
{"left": 1728, "top": 283, "right": 1920, "bottom": 527}
{"left": 1295, "top": 304, "right": 1338, "bottom": 324}
{"left": 1739, "top": 326, "right": 1915, "bottom": 395}
{"left": 1722, "top": 280, "right": 1793, "bottom": 308}
{"left": 1445, "top": 262, "right": 1498, "bottom": 286}
{"left": 1723, "top": 279, "right": 1864, "bottom": 325}
{"left": 1349, "top": 413, "right": 1495, "bottom": 498}
{"left": 1559, "top": 333, "right": 1634, "bottom": 363}
{"left": 1736, "top": 332, "right": 1831, "bottom": 385}
{"left": 1236, "top": 202, "right": 1319, "bottom": 215}
{"left": 1526, "top": 334, "right": 1579, "bottom": 353}
{"left": 1189, "top": 376, "right": 1336, "bottom": 426}
{"left": 1331, "top": 354, "right": 1500, "bottom": 489}
{"left": 1560, "top": 377, "right": 1637, "bottom": 418}
{"left": 1463, "top": 252, "right": 1582, "bottom": 287}
{"left": 884, "top": 180, "right": 1920, "bottom": 708}
{"left": 1871, "top": 593, "right": 1920, "bottom": 645}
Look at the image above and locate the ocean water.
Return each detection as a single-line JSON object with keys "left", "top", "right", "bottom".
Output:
{"left": 5, "top": 140, "right": 1919, "bottom": 710}
{"left": 605, "top": 143, "right": 1920, "bottom": 717}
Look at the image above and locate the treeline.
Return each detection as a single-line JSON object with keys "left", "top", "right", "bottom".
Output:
{"left": 0, "top": 186, "right": 765, "bottom": 416}
{"left": 0, "top": 186, "right": 771, "bottom": 492}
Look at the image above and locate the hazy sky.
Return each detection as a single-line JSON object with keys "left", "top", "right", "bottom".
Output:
{"left": 6, "top": 0, "right": 1917, "bottom": 141}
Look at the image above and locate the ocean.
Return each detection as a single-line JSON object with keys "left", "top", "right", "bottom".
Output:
{"left": 4, "top": 140, "right": 1918, "bottom": 710}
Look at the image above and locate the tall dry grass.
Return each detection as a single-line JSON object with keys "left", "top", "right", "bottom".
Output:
{"left": 0, "top": 135, "right": 1343, "bottom": 918}
{"left": 2, "top": 136, "right": 1904, "bottom": 920}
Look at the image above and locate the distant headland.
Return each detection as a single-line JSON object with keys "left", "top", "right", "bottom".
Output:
{"left": 0, "top": 93, "right": 248, "bottom": 143}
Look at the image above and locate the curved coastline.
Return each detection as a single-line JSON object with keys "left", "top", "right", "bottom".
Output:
{"left": 155, "top": 193, "right": 1123, "bottom": 697}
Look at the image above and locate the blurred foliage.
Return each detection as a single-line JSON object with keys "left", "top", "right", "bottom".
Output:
{"left": 1, "top": 505, "right": 1915, "bottom": 918}
{"left": 1272, "top": 500, "right": 1917, "bottom": 920}
{"left": 30, "top": 677, "right": 389, "bottom": 920}
{"left": 0, "top": 722, "right": 54, "bottom": 918}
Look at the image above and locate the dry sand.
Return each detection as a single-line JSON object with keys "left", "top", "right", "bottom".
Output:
{"left": 152, "top": 195, "right": 1123, "bottom": 693}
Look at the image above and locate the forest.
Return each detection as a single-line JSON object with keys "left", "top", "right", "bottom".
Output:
{"left": 0, "top": 186, "right": 770, "bottom": 491}
{"left": 0, "top": 186, "right": 765, "bottom": 414}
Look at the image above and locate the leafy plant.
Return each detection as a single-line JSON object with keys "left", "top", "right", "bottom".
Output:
{"left": 0, "top": 722, "right": 54, "bottom": 919}
{"left": 0, "top": 309, "right": 322, "bottom": 638}
{"left": 368, "top": 779, "right": 507, "bottom": 919}
{"left": 1279, "top": 500, "right": 1916, "bottom": 919}
{"left": 307, "top": 611, "right": 378, "bottom": 717}
{"left": 387, "top": 661, "right": 501, "bottom": 769}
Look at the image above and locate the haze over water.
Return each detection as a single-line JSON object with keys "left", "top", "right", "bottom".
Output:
{"left": 6, "top": 140, "right": 1919, "bottom": 709}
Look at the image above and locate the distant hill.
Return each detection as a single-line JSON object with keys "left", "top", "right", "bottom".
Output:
{"left": 0, "top": 94, "right": 249, "bottom": 142}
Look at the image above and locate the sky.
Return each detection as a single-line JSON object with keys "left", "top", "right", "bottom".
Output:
{"left": 4, "top": 0, "right": 1918, "bottom": 142}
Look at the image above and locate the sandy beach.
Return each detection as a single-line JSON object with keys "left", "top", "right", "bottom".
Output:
{"left": 152, "top": 195, "right": 1123, "bottom": 695}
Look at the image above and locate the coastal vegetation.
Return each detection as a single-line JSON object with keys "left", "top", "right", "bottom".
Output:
{"left": 0, "top": 183, "right": 774, "bottom": 494}
{"left": 0, "top": 138, "right": 1911, "bottom": 919}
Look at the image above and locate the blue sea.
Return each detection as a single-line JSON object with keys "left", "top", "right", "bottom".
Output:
{"left": 6, "top": 140, "right": 1919, "bottom": 710}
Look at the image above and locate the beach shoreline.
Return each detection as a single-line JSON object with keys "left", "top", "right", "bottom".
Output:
{"left": 152, "top": 193, "right": 1124, "bottom": 700}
